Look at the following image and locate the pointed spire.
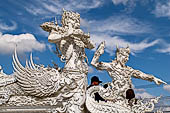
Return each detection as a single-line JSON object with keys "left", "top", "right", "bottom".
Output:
{"left": 63, "top": 8, "right": 66, "bottom": 12}
{"left": 55, "top": 16, "right": 57, "bottom": 25}
{"left": 116, "top": 44, "right": 119, "bottom": 52}
{"left": 116, "top": 44, "right": 119, "bottom": 49}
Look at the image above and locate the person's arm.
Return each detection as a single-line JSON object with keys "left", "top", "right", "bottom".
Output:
{"left": 128, "top": 66, "right": 167, "bottom": 85}
{"left": 91, "top": 41, "right": 111, "bottom": 70}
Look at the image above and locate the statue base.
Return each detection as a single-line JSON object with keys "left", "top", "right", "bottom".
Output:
{"left": 0, "top": 106, "right": 55, "bottom": 113}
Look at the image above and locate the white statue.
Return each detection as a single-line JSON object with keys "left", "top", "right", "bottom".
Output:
{"left": 85, "top": 41, "right": 166, "bottom": 113}
{"left": 91, "top": 41, "right": 166, "bottom": 87}
{"left": 0, "top": 9, "right": 166, "bottom": 113}
{"left": 41, "top": 9, "right": 95, "bottom": 113}
{"left": 91, "top": 41, "right": 166, "bottom": 97}
{"left": 0, "top": 9, "right": 95, "bottom": 113}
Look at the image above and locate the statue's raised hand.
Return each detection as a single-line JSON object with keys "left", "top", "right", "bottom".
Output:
{"left": 154, "top": 77, "right": 167, "bottom": 85}
{"left": 96, "top": 41, "right": 105, "bottom": 55}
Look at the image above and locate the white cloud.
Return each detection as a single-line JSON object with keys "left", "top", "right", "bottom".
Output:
{"left": 47, "top": 44, "right": 55, "bottom": 53}
{"left": 112, "top": 0, "right": 129, "bottom": 5}
{"left": 80, "top": 16, "right": 158, "bottom": 56}
{"left": 83, "top": 16, "right": 152, "bottom": 35}
{"left": 0, "top": 20, "right": 17, "bottom": 31}
{"left": 163, "top": 107, "right": 170, "bottom": 111}
{"left": 163, "top": 84, "right": 170, "bottom": 92}
{"left": 112, "top": 0, "right": 137, "bottom": 13}
{"left": 42, "top": 2, "right": 61, "bottom": 14}
{"left": 135, "top": 91, "right": 154, "bottom": 99}
{"left": 156, "top": 40, "right": 170, "bottom": 54}
{"left": 80, "top": 18, "right": 90, "bottom": 30}
{"left": 80, "top": 16, "right": 161, "bottom": 56}
{"left": 0, "top": 32, "right": 46, "bottom": 54}
{"left": 25, "top": 6, "right": 47, "bottom": 16}
{"left": 37, "top": 27, "right": 49, "bottom": 37}
{"left": 134, "top": 88, "right": 154, "bottom": 99}
{"left": 134, "top": 88, "right": 146, "bottom": 92}
{"left": 24, "top": 0, "right": 104, "bottom": 16}
{"left": 157, "top": 46, "right": 170, "bottom": 54}
{"left": 153, "top": 1, "right": 170, "bottom": 18}
{"left": 91, "top": 34, "right": 159, "bottom": 56}
{"left": 33, "top": 56, "right": 40, "bottom": 61}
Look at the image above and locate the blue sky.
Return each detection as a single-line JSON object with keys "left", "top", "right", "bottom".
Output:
{"left": 0, "top": 0, "right": 170, "bottom": 98}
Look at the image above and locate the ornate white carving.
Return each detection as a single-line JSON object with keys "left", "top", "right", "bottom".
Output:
{"left": 0, "top": 9, "right": 95, "bottom": 113}
{"left": 40, "top": 9, "right": 95, "bottom": 113}
{"left": 86, "top": 85, "right": 161, "bottom": 113}
{"left": 86, "top": 41, "right": 167, "bottom": 113}
{"left": 86, "top": 86, "right": 131, "bottom": 113}
{"left": 0, "top": 9, "right": 166, "bottom": 113}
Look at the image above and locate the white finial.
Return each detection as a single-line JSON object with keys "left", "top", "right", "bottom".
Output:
{"left": 55, "top": 16, "right": 57, "bottom": 25}
{"left": 116, "top": 44, "right": 119, "bottom": 49}
{"left": 63, "top": 8, "right": 66, "bottom": 12}
{"left": 0, "top": 65, "right": 4, "bottom": 73}
{"left": 87, "top": 32, "right": 90, "bottom": 37}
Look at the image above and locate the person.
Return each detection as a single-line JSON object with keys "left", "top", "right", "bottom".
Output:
{"left": 126, "top": 89, "right": 137, "bottom": 106}
{"left": 88, "top": 76, "right": 102, "bottom": 87}
{"left": 88, "top": 76, "right": 106, "bottom": 102}
{"left": 91, "top": 41, "right": 167, "bottom": 98}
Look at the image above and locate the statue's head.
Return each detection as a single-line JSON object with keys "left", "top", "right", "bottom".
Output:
{"left": 61, "top": 9, "right": 80, "bottom": 29}
{"left": 116, "top": 46, "right": 130, "bottom": 64}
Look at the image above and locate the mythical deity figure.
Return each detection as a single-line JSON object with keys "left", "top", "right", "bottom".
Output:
{"left": 0, "top": 9, "right": 166, "bottom": 113}
{"left": 85, "top": 41, "right": 166, "bottom": 113}
{"left": 0, "top": 9, "right": 94, "bottom": 113}
{"left": 91, "top": 41, "right": 166, "bottom": 98}
{"left": 41, "top": 9, "right": 95, "bottom": 113}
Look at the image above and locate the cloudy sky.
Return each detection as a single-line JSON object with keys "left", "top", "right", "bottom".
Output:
{"left": 0, "top": 0, "right": 170, "bottom": 98}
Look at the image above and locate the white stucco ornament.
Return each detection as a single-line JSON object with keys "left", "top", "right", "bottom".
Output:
{"left": 0, "top": 9, "right": 166, "bottom": 113}
{"left": 87, "top": 41, "right": 166, "bottom": 113}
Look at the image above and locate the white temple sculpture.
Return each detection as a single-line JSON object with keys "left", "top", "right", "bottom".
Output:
{"left": 86, "top": 41, "right": 166, "bottom": 113}
{"left": 0, "top": 9, "right": 167, "bottom": 113}
{"left": 0, "top": 9, "right": 94, "bottom": 113}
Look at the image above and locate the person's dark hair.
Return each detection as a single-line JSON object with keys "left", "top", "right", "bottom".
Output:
{"left": 103, "top": 84, "right": 108, "bottom": 89}
{"left": 126, "top": 89, "right": 135, "bottom": 100}
{"left": 91, "top": 76, "right": 102, "bottom": 84}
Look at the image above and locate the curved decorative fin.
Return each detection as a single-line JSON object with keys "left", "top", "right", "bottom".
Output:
{"left": 30, "top": 53, "right": 36, "bottom": 70}
{"left": 12, "top": 49, "right": 64, "bottom": 97}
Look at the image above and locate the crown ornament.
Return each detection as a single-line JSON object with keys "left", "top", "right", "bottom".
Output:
{"left": 61, "top": 8, "right": 80, "bottom": 27}
{"left": 116, "top": 45, "right": 130, "bottom": 56}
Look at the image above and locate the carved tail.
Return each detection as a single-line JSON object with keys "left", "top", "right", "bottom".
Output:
{"left": 86, "top": 86, "right": 131, "bottom": 113}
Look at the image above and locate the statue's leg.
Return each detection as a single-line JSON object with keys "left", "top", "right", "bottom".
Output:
{"left": 66, "top": 77, "right": 87, "bottom": 113}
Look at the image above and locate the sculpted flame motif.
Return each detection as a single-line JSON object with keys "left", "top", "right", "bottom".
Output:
{"left": 0, "top": 9, "right": 167, "bottom": 113}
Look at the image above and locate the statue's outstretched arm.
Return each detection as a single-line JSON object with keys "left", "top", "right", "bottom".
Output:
{"left": 91, "top": 41, "right": 111, "bottom": 70}
{"left": 128, "top": 66, "right": 167, "bottom": 85}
